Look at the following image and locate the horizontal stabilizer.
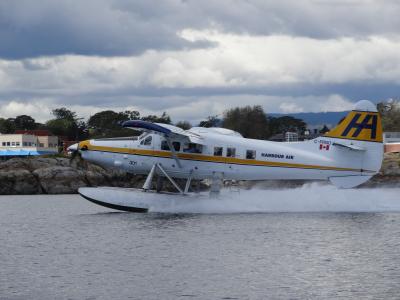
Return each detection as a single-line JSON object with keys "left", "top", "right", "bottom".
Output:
{"left": 332, "top": 142, "right": 366, "bottom": 151}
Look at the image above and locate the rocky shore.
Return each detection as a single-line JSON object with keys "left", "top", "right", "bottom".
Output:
{"left": 0, "top": 153, "right": 399, "bottom": 195}
{"left": 0, "top": 156, "right": 148, "bottom": 194}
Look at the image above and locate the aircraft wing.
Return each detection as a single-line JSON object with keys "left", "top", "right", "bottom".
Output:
{"left": 122, "top": 120, "right": 204, "bottom": 144}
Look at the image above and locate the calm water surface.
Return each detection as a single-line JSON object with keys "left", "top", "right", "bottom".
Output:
{"left": 1, "top": 193, "right": 400, "bottom": 300}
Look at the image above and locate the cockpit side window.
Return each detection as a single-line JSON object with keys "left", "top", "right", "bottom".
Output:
{"left": 141, "top": 135, "right": 152, "bottom": 146}
{"left": 161, "top": 140, "right": 181, "bottom": 151}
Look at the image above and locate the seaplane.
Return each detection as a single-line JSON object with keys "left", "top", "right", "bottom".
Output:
{"left": 74, "top": 100, "right": 383, "bottom": 212}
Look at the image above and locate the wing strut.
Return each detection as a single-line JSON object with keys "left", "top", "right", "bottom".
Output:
{"left": 166, "top": 138, "right": 182, "bottom": 168}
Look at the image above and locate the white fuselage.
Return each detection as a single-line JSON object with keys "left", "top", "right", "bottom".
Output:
{"left": 80, "top": 127, "right": 378, "bottom": 182}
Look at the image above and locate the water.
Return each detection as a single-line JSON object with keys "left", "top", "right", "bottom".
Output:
{"left": 1, "top": 186, "right": 400, "bottom": 299}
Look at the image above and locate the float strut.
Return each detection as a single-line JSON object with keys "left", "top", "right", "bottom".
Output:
{"left": 156, "top": 163, "right": 184, "bottom": 194}
{"left": 142, "top": 164, "right": 156, "bottom": 191}
{"left": 184, "top": 171, "right": 193, "bottom": 193}
{"left": 210, "top": 172, "right": 223, "bottom": 198}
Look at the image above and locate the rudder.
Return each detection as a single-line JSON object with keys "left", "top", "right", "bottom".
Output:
{"left": 324, "top": 100, "right": 382, "bottom": 143}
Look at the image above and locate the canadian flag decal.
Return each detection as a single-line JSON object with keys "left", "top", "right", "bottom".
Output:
{"left": 319, "top": 144, "right": 330, "bottom": 151}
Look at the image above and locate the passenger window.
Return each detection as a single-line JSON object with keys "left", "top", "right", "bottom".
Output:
{"left": 183, "top": 143, "right": 202, "bottom": 153}
{"left": 141, "top": 136, "right": 152, "bottom": 146}
{"left": 214, "top": 147, "right": 223, "bottom": 156}
{"left": 173, "top": 142, "right": 180, "bottom": 151}
{"left": 227, "top": 147, "right": 236, "bottom": 157}
{"left": 246, "top": 150, "right": 256, "bottom": 159}
{"left": 161, "top": 141, "right": 181, "bottom": 151}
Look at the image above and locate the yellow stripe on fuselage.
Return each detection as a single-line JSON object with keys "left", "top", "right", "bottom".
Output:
{"left": 82, "top": 142, "right": 370, "bottom": 173}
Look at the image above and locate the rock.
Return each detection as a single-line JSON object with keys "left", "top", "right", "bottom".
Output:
{"left": 381, "top": 152, "right": 400, "bottom": 176}
{"left": 33, "top": 166, "right": 87, "bottom": 194}
{"left": 28, "top": 157, "right": 70, "bottom": 170}
{"left": 0, "top": 158, "right": 31, "bottom": 172}
{"left": 0, "top": 169, "right": 41, "bottom": 194}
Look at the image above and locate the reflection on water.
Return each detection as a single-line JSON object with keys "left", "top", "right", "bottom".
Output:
{"left": 0, "top": 188, "right": 400, "bottom": 300}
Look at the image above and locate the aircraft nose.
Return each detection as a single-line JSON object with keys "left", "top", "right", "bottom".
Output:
{"left": 67, "top": 143, "right": 78, "bottom": 152}
{"left": 78, "top": 140, "right": 90, "bottom": 151}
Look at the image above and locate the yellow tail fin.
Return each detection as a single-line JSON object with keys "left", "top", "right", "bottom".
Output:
{"left": 324, "top": 101, "right": 382, "bottom": 143}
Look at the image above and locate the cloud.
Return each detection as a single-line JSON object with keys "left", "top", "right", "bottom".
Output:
{"left": 1, "top": 0, "right": 400, "bottom": 59}
{"left": 0, "top": 99, "right": 54, "bottom": 121}
{"left": 1, "top": 32, "right": 400, "bottom": 95}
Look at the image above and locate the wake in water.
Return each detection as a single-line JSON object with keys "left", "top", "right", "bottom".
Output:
{"left": 149, "top": 183, "right": 400, "bottom": 214}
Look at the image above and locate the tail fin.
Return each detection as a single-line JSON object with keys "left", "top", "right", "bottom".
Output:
{"left": 324, "top": 100, "right": 383, "bottom": 188}
{"left": 324, "top": 100, "right": 382, "bottom": 143}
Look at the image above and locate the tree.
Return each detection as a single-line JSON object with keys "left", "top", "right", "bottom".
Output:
{"left": 52, "top": 107, "right": 78, "bottom": 120}
{"left": 198, "top": 115, "right": 220, "bottom": 128}
{"left": 268, "top": 116, "right": 307, "bottom": 136}
{"left": 46, "top": 107, "right": 86, "bottom": 140}
{"left": 142, "top": 112, "right": 171, "bottom": 124}
{"left": 13, "top": 115, "right": 37, "bottom": 130}
{"left": 175, "top": 121, "right": 192, "bottom": 130}
{"left": 87, "top": 110, "right": 140, "bottom": 138}
{"left": 222, "top": 106, "right": 270, "bottom": 139}
{"left": 378, "top": 99, "right": 400, "bottom": 131}
{"left": 319, "top": 124, "right": 330, "bottom": 134}
{"left": 122, "top": 110, "right": 140, "bottom": 120}
{"left": 0, "top": 118, "right": 16, "bottom": 133}
{"left": 88, "top": 110, "right": 126, "bottom": 130}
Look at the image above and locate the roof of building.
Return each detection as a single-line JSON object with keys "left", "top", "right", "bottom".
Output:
{"left": 14, "top": 130, "right": 54, "bottom": 136}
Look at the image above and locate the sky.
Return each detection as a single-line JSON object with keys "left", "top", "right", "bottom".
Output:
{"left": 0, "top": 0, "right": 399, "bottom": 124}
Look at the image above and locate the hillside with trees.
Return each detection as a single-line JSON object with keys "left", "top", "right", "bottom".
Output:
{"left": 0, "top": 105, "right": 310, "bottom": 141}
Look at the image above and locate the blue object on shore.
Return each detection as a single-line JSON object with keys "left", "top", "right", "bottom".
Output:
{"left": 0, "top": 149, "right": 52, "bottom": 156}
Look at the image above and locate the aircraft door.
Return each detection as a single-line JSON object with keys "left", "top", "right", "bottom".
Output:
{"left": 225, "top": 146, "right": 238, "bottom": 178}
{"left": 136, "top": 134, "right": 156, "bottom": 170}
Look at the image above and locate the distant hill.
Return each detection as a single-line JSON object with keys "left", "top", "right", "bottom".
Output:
{"left": 269, "top": 111, "right": 349, "bottom": 128}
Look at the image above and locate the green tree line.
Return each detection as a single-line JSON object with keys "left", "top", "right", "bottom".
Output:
{"left": 1, "top": 100, "right": 398, "bottom": 141}
{"left": 0, "top": 105, "right": 307, "bottom": 140}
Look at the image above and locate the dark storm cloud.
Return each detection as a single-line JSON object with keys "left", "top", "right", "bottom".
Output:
{"left": 1, "top": 0, "right": 400, "bottom": 59}
{"left": 0, "top": 0, "right": 210, "bottom": 59}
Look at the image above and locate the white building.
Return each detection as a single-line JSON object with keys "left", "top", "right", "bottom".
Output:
{"left": 383, "top": 132, "right": 400, "bottom": 153}
{"left": 0, "top": 133, "right": 58, "bottom": 157}
{"left": 383, "top": 132, "right": 400, "bottom": 144}
{"left": 285, "top": 132, "right": 299, "bottom": 142}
